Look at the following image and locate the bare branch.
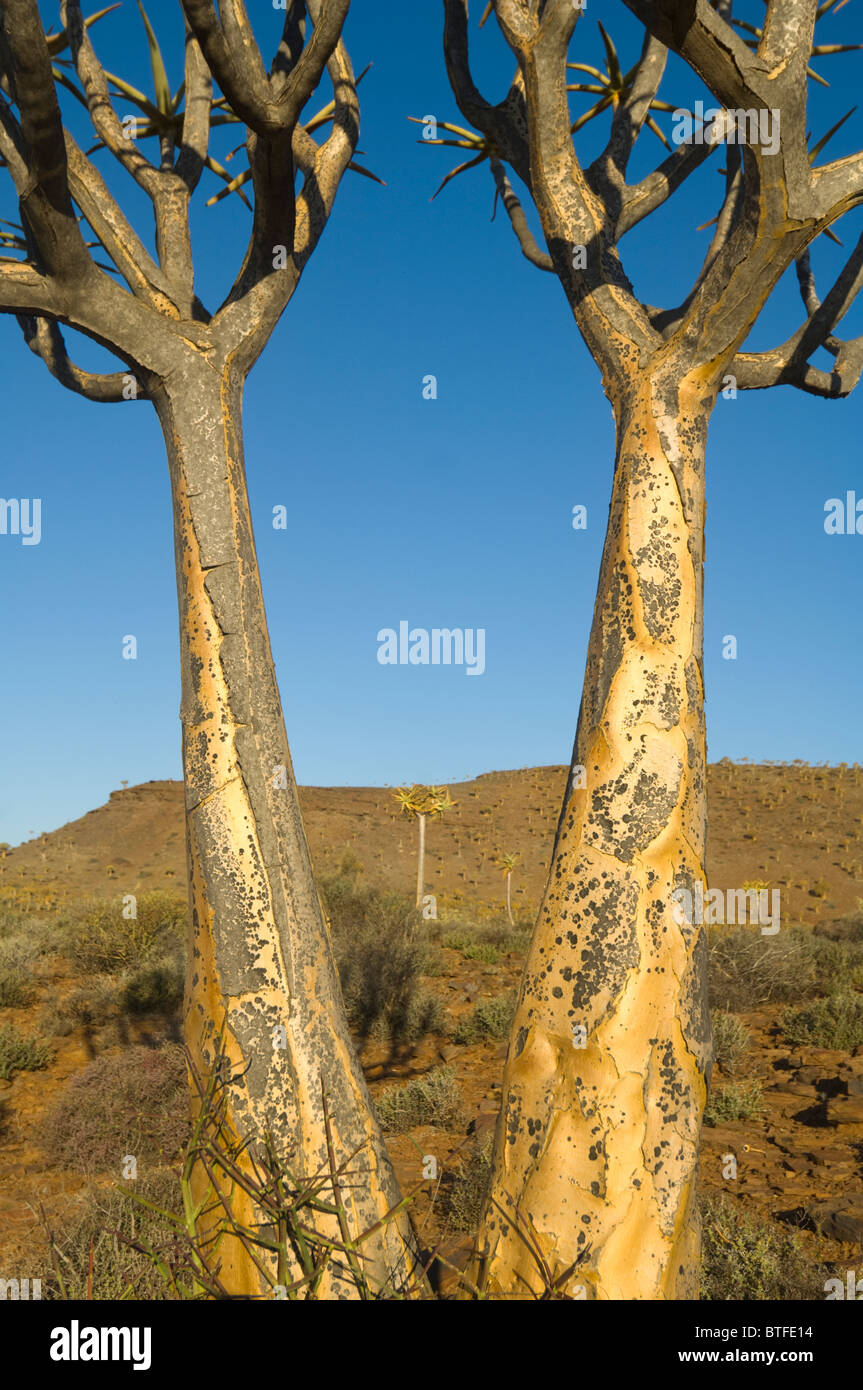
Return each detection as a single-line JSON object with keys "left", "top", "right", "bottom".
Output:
{"left": 65, "top": 131, "right": 192, "bottom": 317}
{"left": 271, "top": 0, "right": 307, "bottom": 94}
{"left": 17, "top": 313, "right": 143, "bottom": 400}
{"left": 0, "top": 259, "right": 58, "bottom": 315}
{"left": 442, "top": 0, "right": 531, "bottom": 184}
{"left": 621, "top": 0, "right": 763, "bottom": 110}
{"left": 276, "top": 0, "right": 350, "bottom": 128}
{"left": 733, "top": 228, "right": 863, "bottom": 396}
{"left": 0, "top": 0, "right": 91, "bottom": 279}
{"left": 179, "top": 0, "right": 272, "bottom": 131}
{"left": 614, "top": 137, "right": 717, "bottom": 237}
{"left": 175, "top": 26, "right": 212, "bottom": 194}
{"left": 489, "top": 157, "right": 553, "bottom": 270}
{"left": 61, "top": 0, "right": 162, "bottom": 199}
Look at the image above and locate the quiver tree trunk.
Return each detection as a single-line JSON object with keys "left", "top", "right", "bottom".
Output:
{"left": 473, "top": 368, "right": 715, "bottom": 1299}
{"left": 154, "top": 361, "right": 421, "bottom": 1298}
{"left": 416, "top": 813, "right": 426, "bottom": 908}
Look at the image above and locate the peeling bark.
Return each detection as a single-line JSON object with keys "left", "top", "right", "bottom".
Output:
{"left": 473, "top": 367, "right": 715, "bottom": 1299}
{"left": 154, "top": 360, "right": 421, "bottom": 1298}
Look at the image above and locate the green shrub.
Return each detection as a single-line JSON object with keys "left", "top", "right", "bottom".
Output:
{"left": 41, "top": 1169, "right": 195, "bottom": 1300}
{"left": 321, "top": 860, "right": 443, "bottom": 1046}
{"left": 704, "top": 1080, "right": 764, "bottom": 1125}
{"left": 0, "top": 1024, "right": 53, "bottom": 1079}
{"left": 462, "top": 943, "right": 500, "bottom": 965}
{"left": 63, "top": 892, "right": 187, "bottom": 975}
{"left": 120, "top": 961, "right": 184, "bottom": 1017}
{"left": 707, "top": 927, "right": 817, "bottom": 1012}
{"left": 453, "top": 995, "right": 515, "bottom": 1045}
{"left": 440, "top": 1138, "right": 493, "bottom": 1232}
{"left": 42, "top": 980, "right": 119, "bottom": 1036}
{"left": 375, "top": 1067, "right": 464, "bottom": 1135}
{"left": 0, "top": 969, "right": 31, "bottom": 1008}
{"left": 700, "top": 1193, "right": 826, "bottom": 1300}
{"left": 41, "top": 1044, "right": 190, "bottom": 1174}
{"left": 807, "top": 936, "right": 863, "bottom": 994}
{"left": 781, "top": 991, "right": 863, "bottom": 1050}
{"left": 503, "top": 930, "right": 532, "bottom": 955}
{"left": 711, "top": 1010, "right": 750, "bottom": 1075}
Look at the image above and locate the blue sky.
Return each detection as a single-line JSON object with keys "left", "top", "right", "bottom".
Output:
{"left": 1, "top": 1, "right": 862, "bottom": 847}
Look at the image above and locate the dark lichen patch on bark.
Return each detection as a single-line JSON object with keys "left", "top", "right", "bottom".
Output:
{"left": 566, "top": 875, "right": 640, "bottom": 1015}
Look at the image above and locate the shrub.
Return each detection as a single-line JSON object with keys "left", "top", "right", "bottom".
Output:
{"left": 321, "top": 860, "right": 443, "bottom": 1046}
{"left": 711, "top": 1010, "right": 750, "bottom": 1076}
{"left": 707, "top": 927, "right": 811, "bottom": 1012}
{"left": 119, "top": 961, "right": 184, "bottom": 1017}
{"left": 375, "top": 1067, "right": 464, "bottom": 1135}
{"left": 807, "top": 936, "right": 863, "bottom": 995}
{"left": 781, "top": 991, "right": 863, "bottom": 1050}
{"left": 440, "top": 1138, "right": 493, "bottom": 1232}
{"left": 704, "top": 1080, "right": 764, "bottom": 1125}
{"left": 700, "top": 1193, "right": 826, "bottom": 1300}
{"left": 0, "top": 969, "right": 31, "bottom": 1008}
{"left": 453, "top": 995, "right": 515, "bottom": 1045}
{"left": 41, "top": 1044, "right": 190, "bottom": 1174}
{"left": 462, "top": 943, "right": 500, "bottom": 965}
{"left": 42, "top": 980, "right": 119, "bottom": 1036}
{"left": 63, "top": 892, "right": 187, "bottom": 975}
{"left": 0, "top": 1024, "right": 53, "bottom": 1079}
{"left": 41, "top": 1169, "right": 195, "bottom": 1300}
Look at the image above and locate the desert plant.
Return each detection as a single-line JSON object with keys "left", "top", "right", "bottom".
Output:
{"left": 39, "top": 1168, "right": 193, "bottom": 1301}
{"left": 322, "top": 866, "right": 444, "bottom": 1048}
{"left": 63, "top": 893, "right": 186, "bottom": 975}
{"left": 710, "top": 1011, "right": 751, "bottom": 1076}
{"left": 433, "top": 0, "right": 863, "bottom": 1299}
{"left": 375, "top": 1067, "right": 465, "bottom": 1135}
{"left": 498, "top": 853, "right": 519, "bottom": 927}
{"left": 43, "top": 979, "right": 119, "bottom": 1036}
{"left": 0, "top": 0, "right": 420, "bottom": 1298}
{"left": 453, "top": 995, "right": 515, "bottom": 1045}
{"left": 0, "top": 1024, "right": 53, "bottom": 1080}
{"left": 393, "top": 785, "right": 457, "bottom": 908}
{"left": 41, "top": 1044, "right": 190, "bottom": 1174}
{"left": 700, "top": 1194, "right": 826, "bottom": 1301}
{"left": 707, "top": 927, "right": 819, "bottom": 1012}
{"left": 0, "top": 969, "right": 32, "bottom": 1008}
{"left": 781, "top": 991, "right": 863, "bottom": 1050}
{"left": 462, "top": 943, "right": 500, "bottom": 966}
{"left": 704, "top": 1080, "right": 764, "bottom": 1126}
{"left": 119, "top": 961, "right": 184, "bottom": 1018}
{"left": 440, "top": 1138, "right": 494, "bottom": 1232}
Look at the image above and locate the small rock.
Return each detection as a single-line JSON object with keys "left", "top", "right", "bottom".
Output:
{"left": 847, "top": 1076, "right": 863, "bottom": 1098}
{"left": 807, "top": 1147, "right": 853, "bottom": 1165}
{"left": 807, "top": 1196, "right": 863, "bottom": 1244}
{"left": 824, "top": 1096, "right": 863, "bottom": 1126}
{"left": 781, "top": 1156, "right": 811, "bottom": 1173}
{"left": 439, "top": 1044, "right": 461, "bottom": 1063}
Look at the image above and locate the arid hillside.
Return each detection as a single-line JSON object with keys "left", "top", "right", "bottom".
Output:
{"left": 2, "top": 760, "right": 862, "bottom": 925}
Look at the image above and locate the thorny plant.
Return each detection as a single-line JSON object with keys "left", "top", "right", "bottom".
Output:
{"left": 37, "top": 1023, "right": 589, "bottom": 1300}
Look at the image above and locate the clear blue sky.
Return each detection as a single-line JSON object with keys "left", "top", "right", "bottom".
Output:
{"left": 1, "top": 1, "right": 862, "bottom": 847}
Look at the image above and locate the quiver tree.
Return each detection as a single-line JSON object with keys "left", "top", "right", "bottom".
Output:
{"left": 499, "top": 852, "right": 518, "bottom": 926}
{"left": 434, "top": 0, "right": 863, "bottom": 1298}
{"left": 0, "top": 0, "right": 422, "bottom": 1298}
{"left": 393, "top": 783, "right": 456, "bottom": 907}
